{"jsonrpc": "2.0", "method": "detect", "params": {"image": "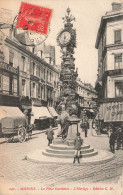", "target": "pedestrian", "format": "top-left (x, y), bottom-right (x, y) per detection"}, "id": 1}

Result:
top-left (45, 125), bottom-right (54, 146)
top-left (116, 127), bottom-right (123, 150)
top-left (107, 123), bottom-right (112, 137)
top-left (73, 132), bottom-right (83, 164)
top-left (82, 113), bottom-right (89, 138)
top-left (120, 129), bottom-right (123, 150)
top-left (109, 129), bottom-right (116, 153)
